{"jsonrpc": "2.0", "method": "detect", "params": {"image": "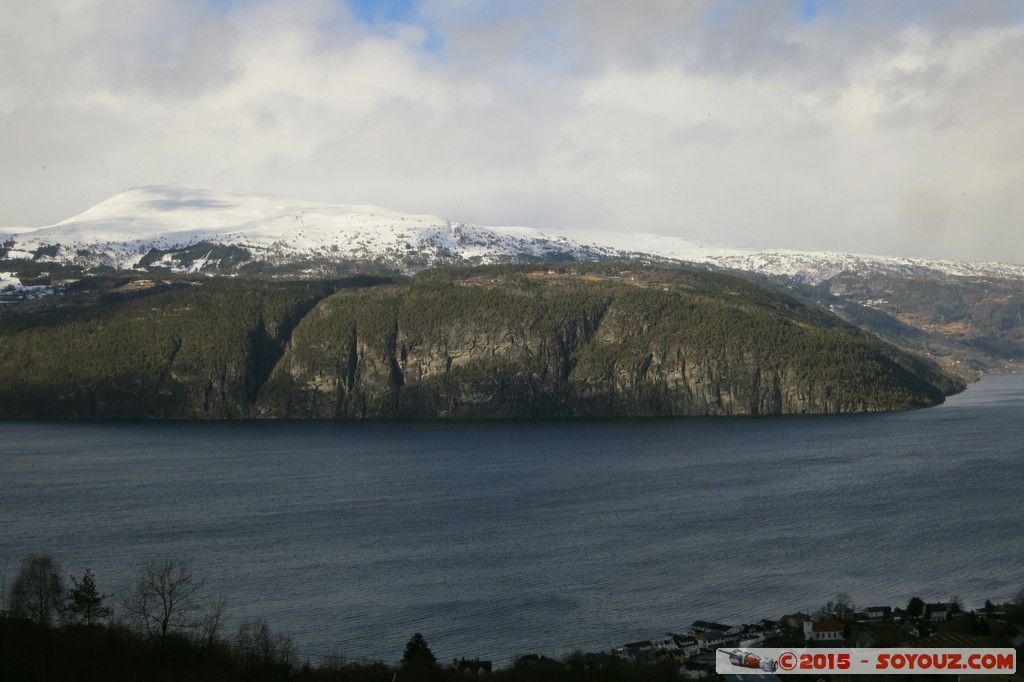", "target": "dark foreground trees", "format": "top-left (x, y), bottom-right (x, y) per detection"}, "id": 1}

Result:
top-left (399, 632), bottom-right (441, 681)
top-left (2, 555), bottom-right (237, 681)
top-left (65, 569), bottom-right (112, 626)
top-left (9, 555), bottom-right (64, 628)
top-left (235, 617), bottom-right (297, 678)
top-left (6, 556), bottom-right (65, 681)
top-left (5, 552), bottom-right (906, 682)
top-left (121, 558), bottom-right (227, 664)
